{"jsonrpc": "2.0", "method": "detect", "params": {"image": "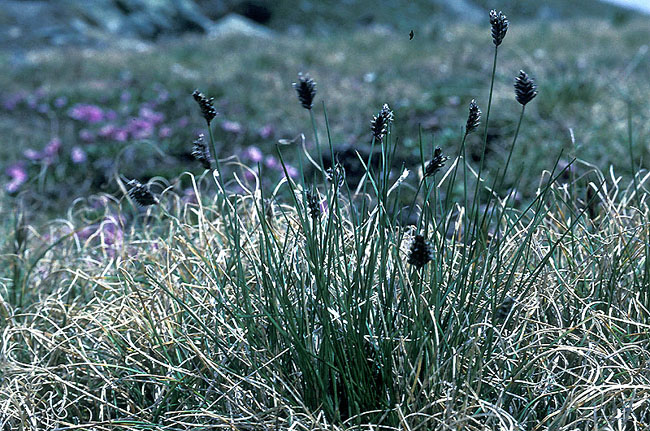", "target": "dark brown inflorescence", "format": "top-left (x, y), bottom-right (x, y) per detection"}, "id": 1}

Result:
top-left (494, 296), bottom-right (515, 321)
top-left (370, 103), bottom-right (394, 142)
top-left (425, 147), bottom-right (449, 177)
top-left (127, 179), bottom-right (158, 207)
top-left (408, 234), bottom-right (433, 269)
top-left (192, 90), bottom-right (217, 125)
top-left (293, 73), bottom-right (317, 110)
top-left (305, 188), bottom-right (321, 220)
top-left (466, 99), bottom-right (481, 135)
top-left (326, 161), bottom-right (346, 189)
top-left (514, 70), bottom-right (538, 106)
top-left (191, 133), bottom-right (212, 169)
top-left (489, 10), bottom-right (509, 47)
